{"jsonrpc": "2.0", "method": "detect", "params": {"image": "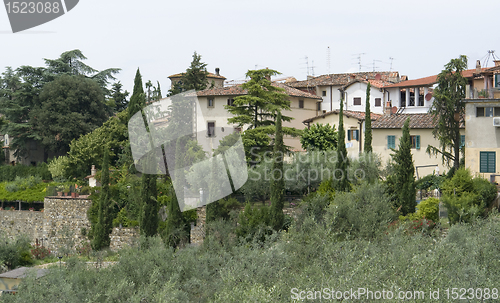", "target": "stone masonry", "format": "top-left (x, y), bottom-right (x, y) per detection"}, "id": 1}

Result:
top-left (0, 197), bottom-right (139, 253)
